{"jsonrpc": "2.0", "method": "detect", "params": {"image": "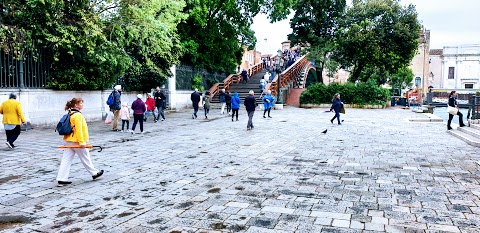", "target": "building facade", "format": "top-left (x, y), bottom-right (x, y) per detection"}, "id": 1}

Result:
top-left (440, 45), bottom-right (480, 89)
top-left (409, 30), bottom-right (430, 92)
top-left (428, 49), bottom-right (443, 88)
